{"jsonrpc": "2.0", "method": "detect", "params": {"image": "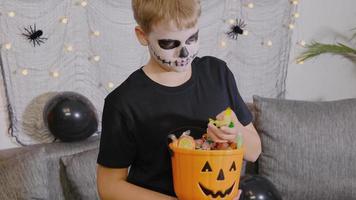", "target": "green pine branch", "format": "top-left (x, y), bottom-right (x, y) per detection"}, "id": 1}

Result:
top-left (297, 27), bottom-right (356, 63)
top-left (297, 42), bottom-right (356, 62)
top-left (352, 27), bottom-right (356, 40)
